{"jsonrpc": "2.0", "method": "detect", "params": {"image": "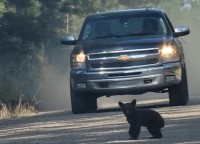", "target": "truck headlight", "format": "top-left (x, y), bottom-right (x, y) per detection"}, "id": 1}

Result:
top-left (72, 51), bottom-right (86, 69)
top-left (159, 44), bottom-right (180, 63)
